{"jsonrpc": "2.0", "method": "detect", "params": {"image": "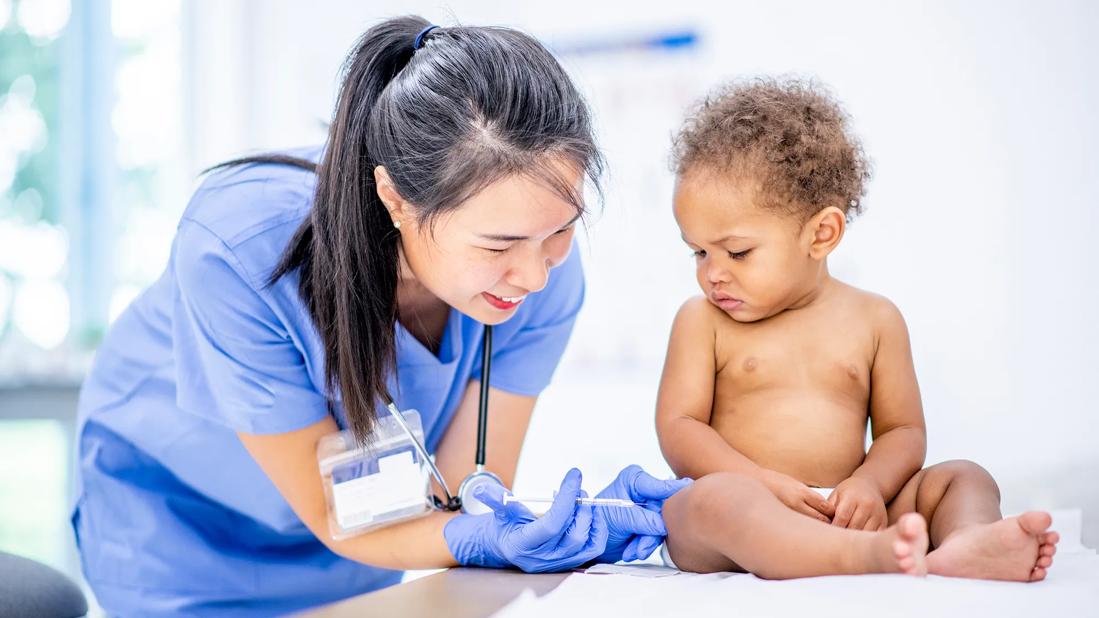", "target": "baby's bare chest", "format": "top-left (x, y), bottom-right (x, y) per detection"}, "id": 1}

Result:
top-left (713, 312), bottom-right (876, 399)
